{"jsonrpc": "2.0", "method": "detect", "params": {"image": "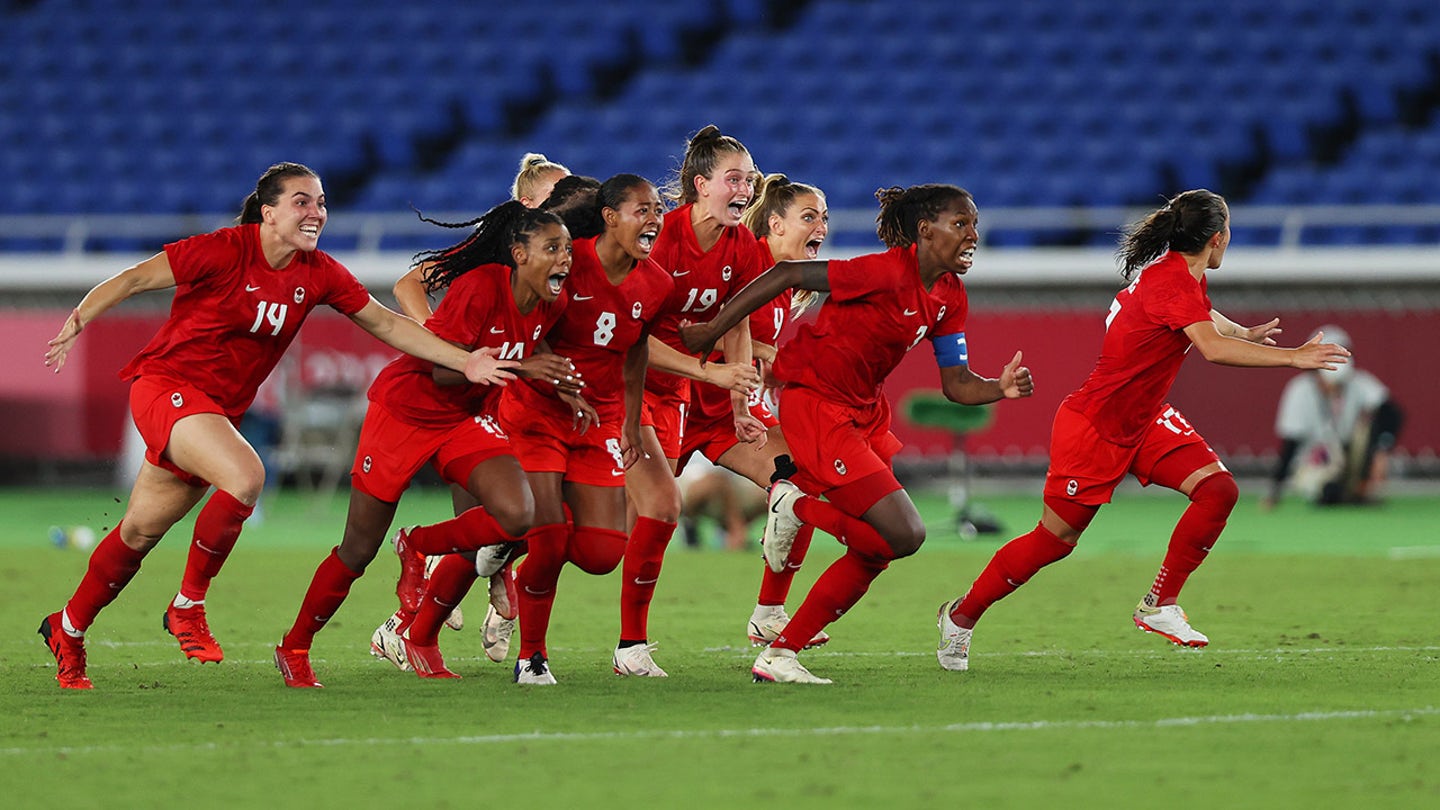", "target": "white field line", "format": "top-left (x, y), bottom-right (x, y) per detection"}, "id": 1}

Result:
top-left (2, 706), bottom-right (1436, 758)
